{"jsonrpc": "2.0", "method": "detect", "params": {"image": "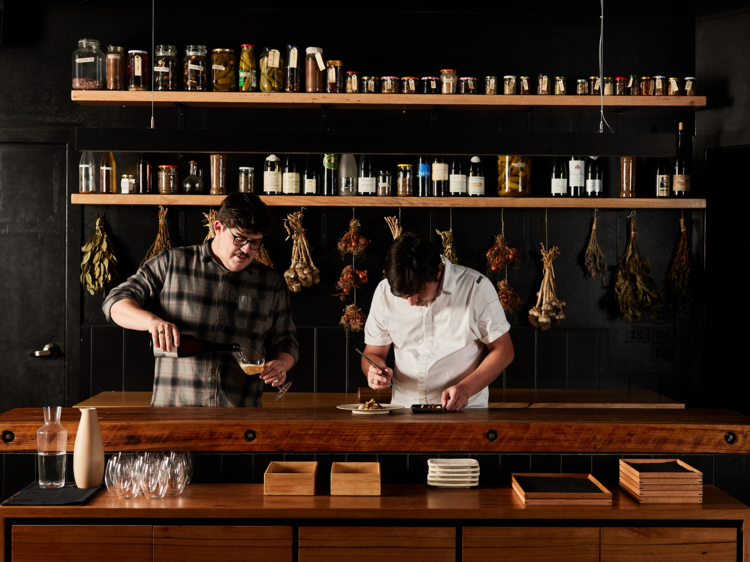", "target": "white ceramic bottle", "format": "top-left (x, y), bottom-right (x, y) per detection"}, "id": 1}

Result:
top-left (73, 407), bottom-right (105, 488)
